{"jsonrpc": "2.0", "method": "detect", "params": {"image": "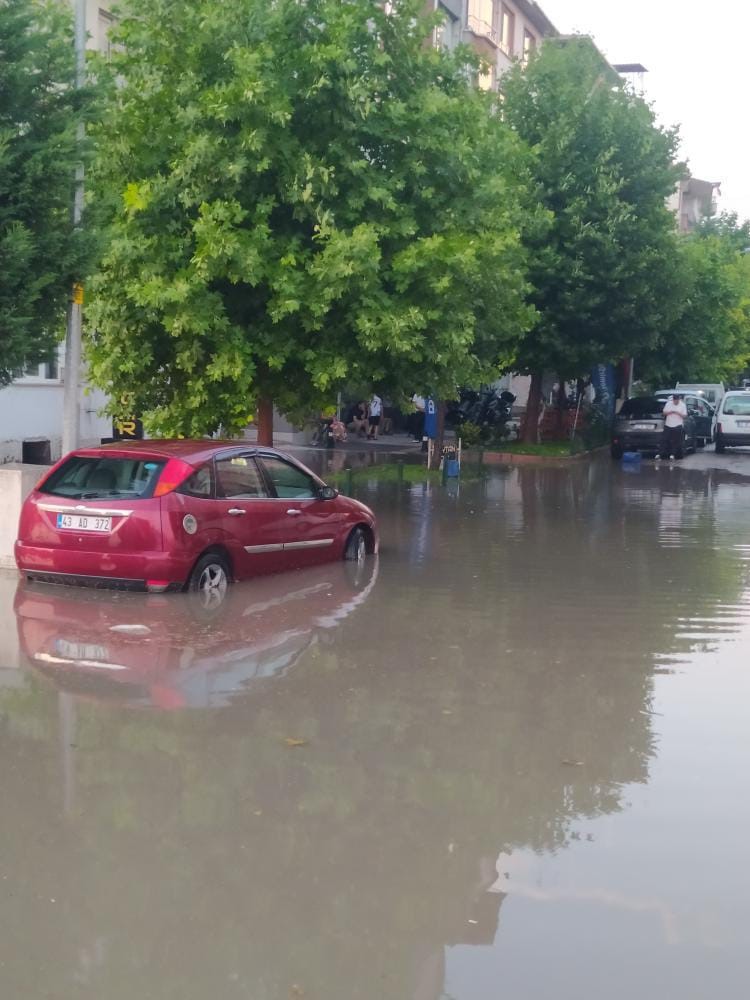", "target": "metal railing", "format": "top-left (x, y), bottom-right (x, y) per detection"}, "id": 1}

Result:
top-left (467, 14), bottom-right (498, 45)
